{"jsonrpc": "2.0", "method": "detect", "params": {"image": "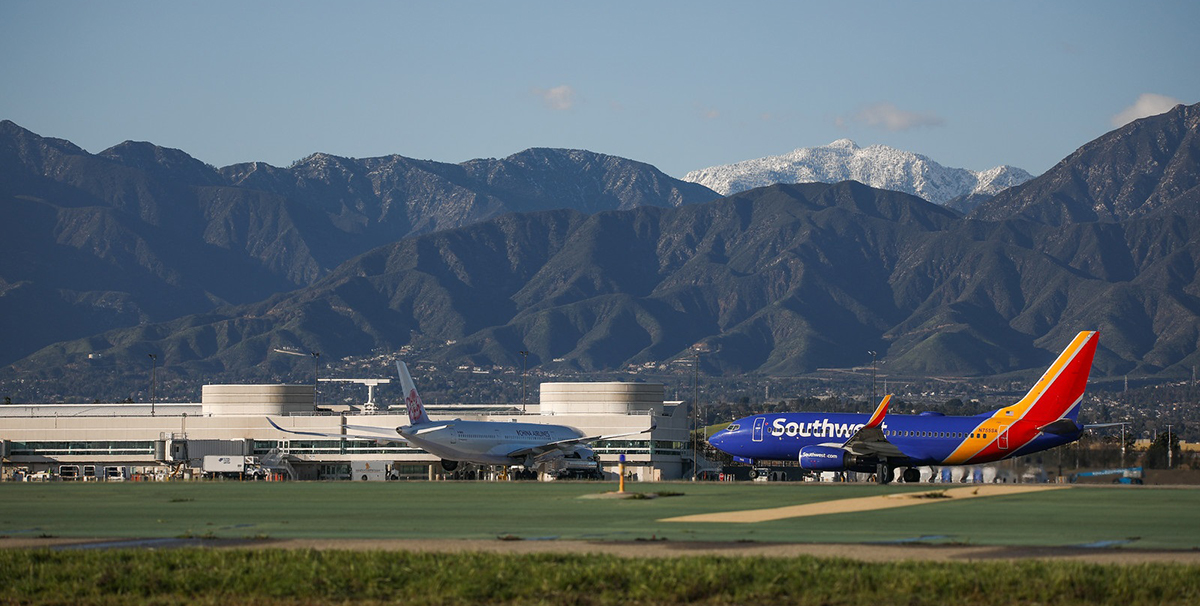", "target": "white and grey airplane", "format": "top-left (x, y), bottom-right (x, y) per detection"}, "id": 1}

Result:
top-left (268, 361), bottom-right (654, 474)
